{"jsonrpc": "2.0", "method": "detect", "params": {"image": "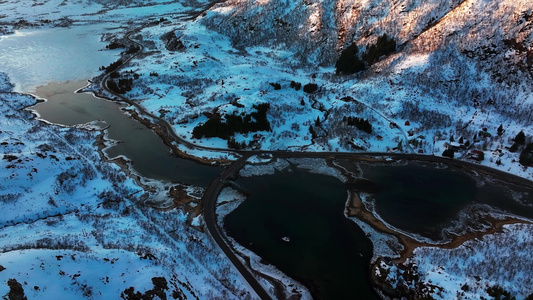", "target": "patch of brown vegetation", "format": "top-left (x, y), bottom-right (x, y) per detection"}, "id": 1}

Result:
top-left (347, 190), bottom-right (531, 262)
top-left (169, 185), bottom-right (201, 215)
